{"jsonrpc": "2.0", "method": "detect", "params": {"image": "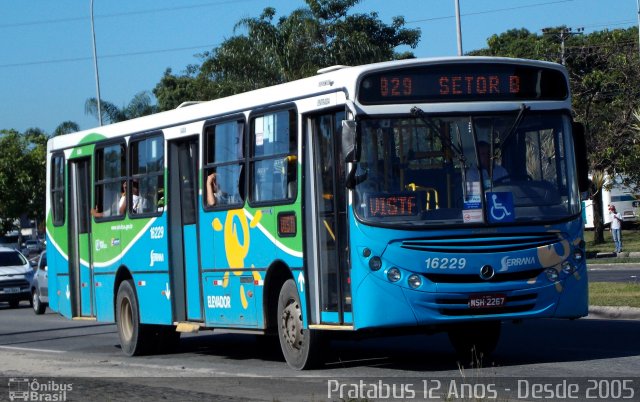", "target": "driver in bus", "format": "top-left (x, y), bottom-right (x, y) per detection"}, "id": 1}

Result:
top-left (466, 141), bottom-right (508, 187)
